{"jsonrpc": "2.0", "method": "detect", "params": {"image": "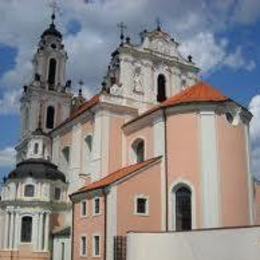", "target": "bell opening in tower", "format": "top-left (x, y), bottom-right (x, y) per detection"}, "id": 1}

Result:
top-left (157, 74), bottom-right (167, 102)
top-left (48, 58), bottom-right (57, 90)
